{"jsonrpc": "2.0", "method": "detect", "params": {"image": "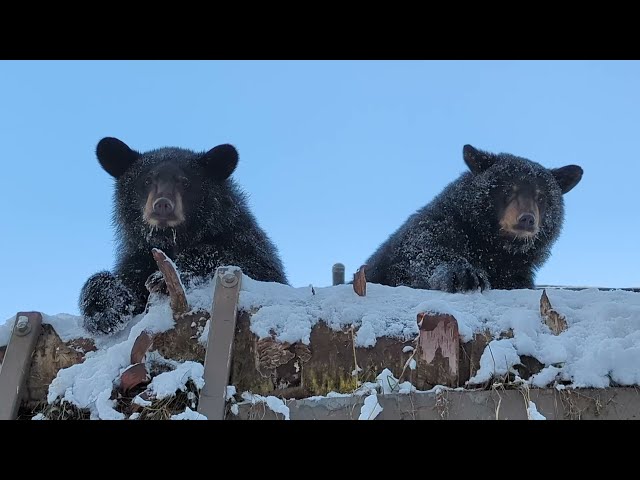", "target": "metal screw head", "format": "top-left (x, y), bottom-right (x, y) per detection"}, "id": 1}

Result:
top-left (15, 315), bottom-right (31, 336)
top-left (221, 272), bottom-right (239, 288)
